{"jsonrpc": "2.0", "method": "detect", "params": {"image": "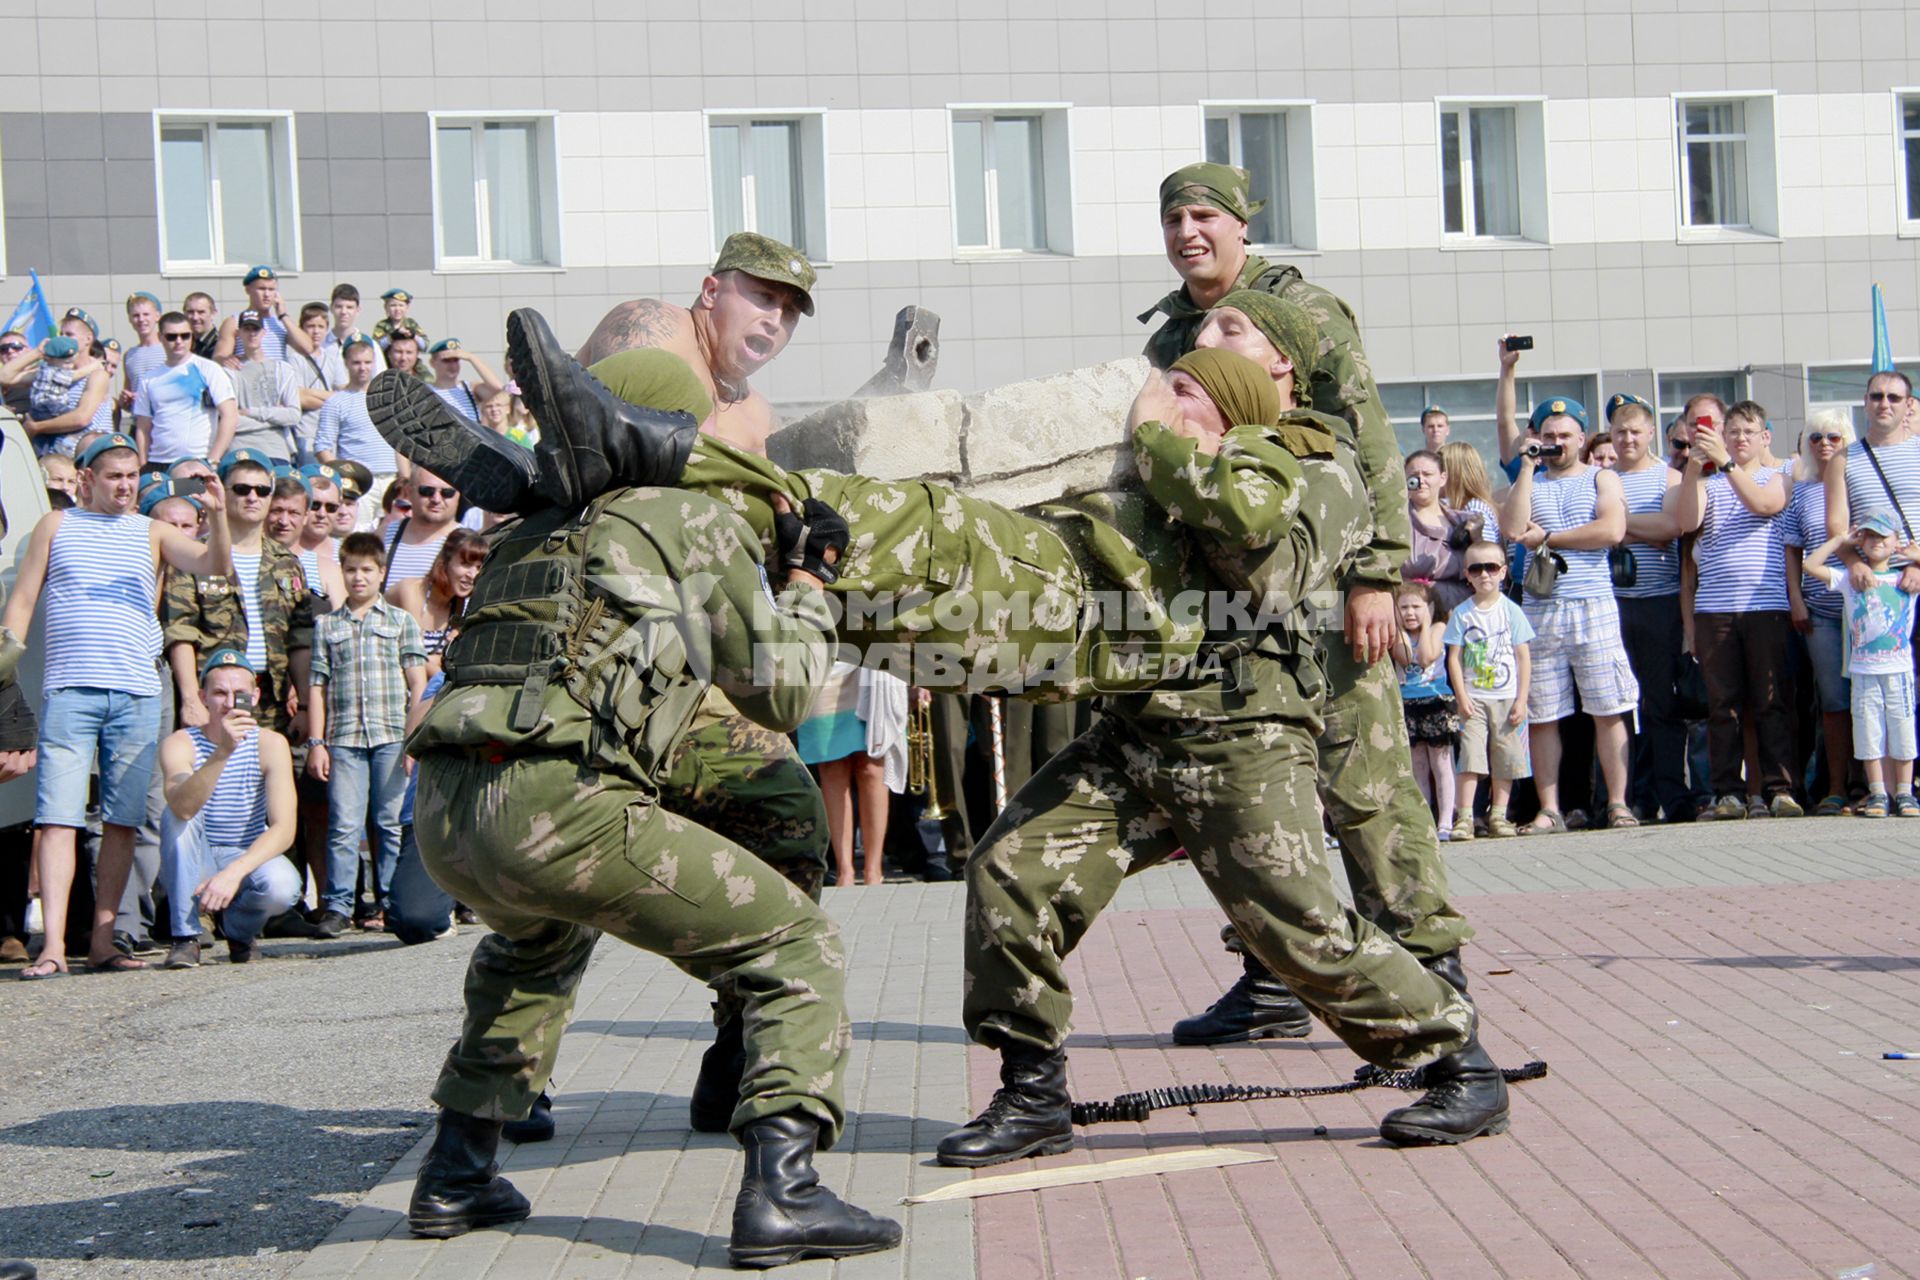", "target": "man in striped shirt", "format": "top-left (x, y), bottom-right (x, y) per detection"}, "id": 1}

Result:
top-left (0, 432), bottom-right (233, 979)
top-left (1826, 370), bottom-right (1920, 631)
top-left (212, 266), bottom-right (316, 369)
